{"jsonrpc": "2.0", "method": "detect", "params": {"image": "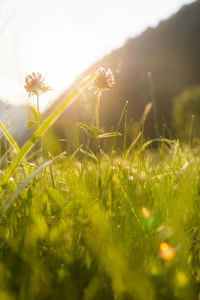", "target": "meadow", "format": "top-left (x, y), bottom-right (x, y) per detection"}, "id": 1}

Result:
top-left (0, 69), bottom-right (199, 300)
